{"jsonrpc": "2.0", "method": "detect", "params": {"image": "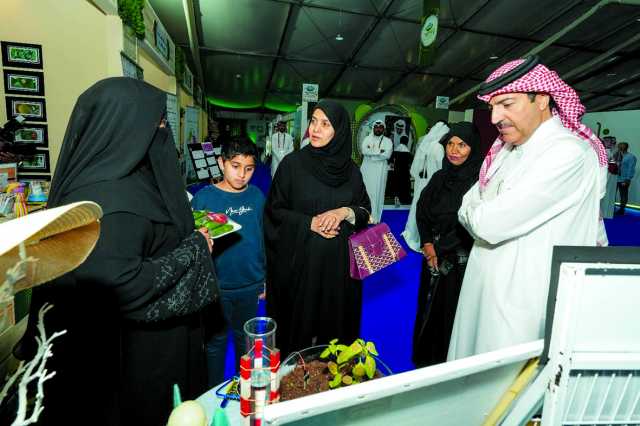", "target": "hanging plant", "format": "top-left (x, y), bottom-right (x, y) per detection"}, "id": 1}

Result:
top-left (118, 0), bottom-right (146, 40)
